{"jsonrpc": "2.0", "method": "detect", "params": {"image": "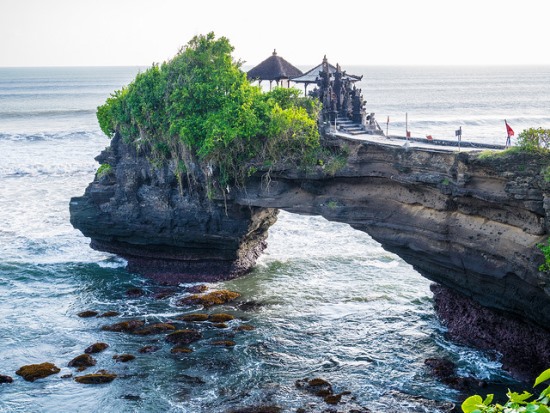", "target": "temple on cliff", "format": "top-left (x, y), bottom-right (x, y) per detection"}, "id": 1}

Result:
top-left (247, 53), bottom-right (383, 136)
